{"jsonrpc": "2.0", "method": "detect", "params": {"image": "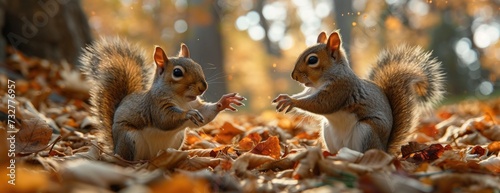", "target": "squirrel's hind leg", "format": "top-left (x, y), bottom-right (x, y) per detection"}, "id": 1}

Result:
top-left (112, 124), bottom-right (137, 161)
